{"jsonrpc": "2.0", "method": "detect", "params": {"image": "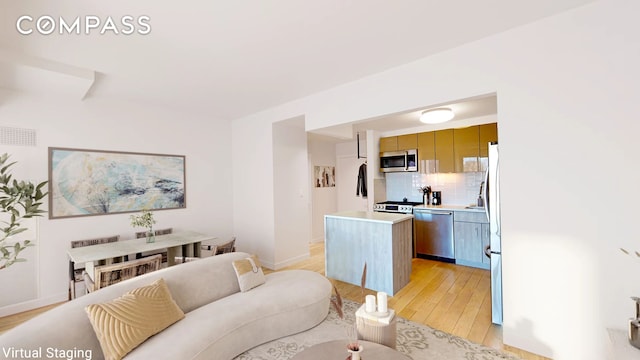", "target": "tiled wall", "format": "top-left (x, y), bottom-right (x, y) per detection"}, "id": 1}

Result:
top-left (385, 171), bottom-right (485, 206)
